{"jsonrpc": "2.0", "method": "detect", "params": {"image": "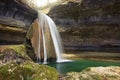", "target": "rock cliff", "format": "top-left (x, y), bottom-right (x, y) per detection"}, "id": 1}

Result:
top-left (0, 0), bottom-right (120, 50)
top-left (47, 0), bottom-right (120, 51)
top-left (0, 0), bottom-right (37, 44)
top-left (48, 0), bottom-right (120, 25)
